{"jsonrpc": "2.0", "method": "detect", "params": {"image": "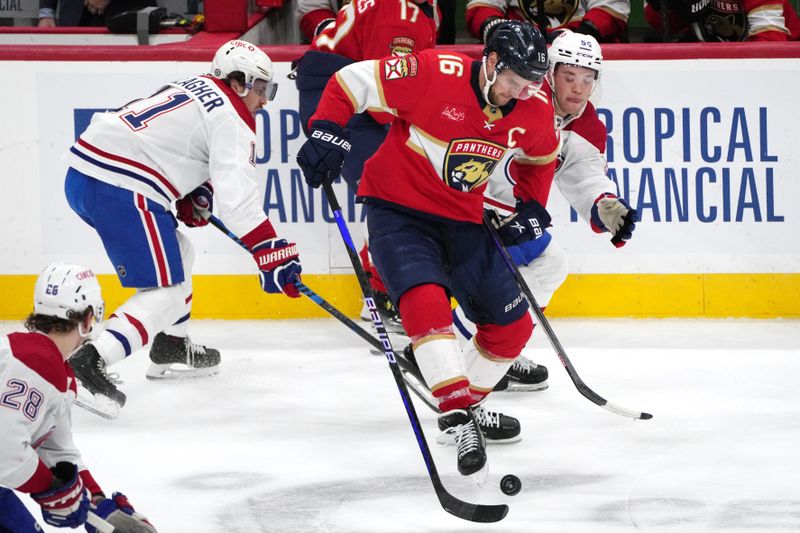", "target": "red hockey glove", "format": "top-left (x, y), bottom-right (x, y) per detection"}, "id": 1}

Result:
top-left (31, 462), bottom-right (90, 528)
top-left (176, 182), bottom-right (214, 227)
top-left (253, 239), bottom-right (302, 298)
